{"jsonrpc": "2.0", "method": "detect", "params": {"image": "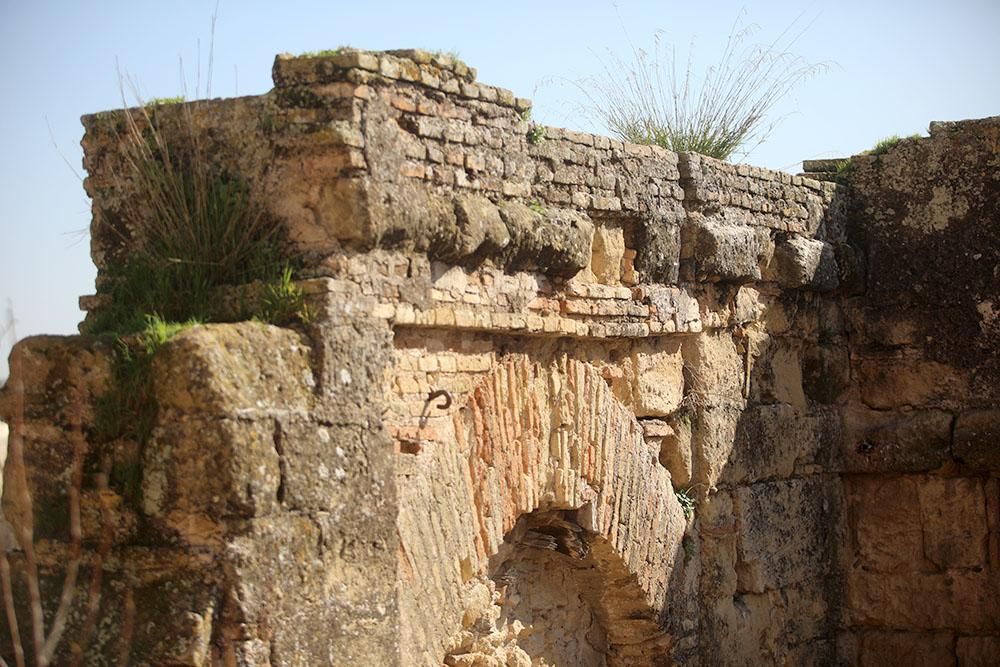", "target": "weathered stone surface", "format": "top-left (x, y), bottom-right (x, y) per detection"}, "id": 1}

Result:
top-left (498, 202), bottom-right (593, 277)
top-left (631, 338), bottom-right (685, 417)
top-left (734, 477), bottom-right (836, 592)
top-left (957, 636), bottom-right (1000, 666)
top-left (723, 404), bottom-right (840, 484)
top-left (840, 408), bottom-right (953, 473)
top-left (688, 218), bottom-right (769, 283)
top-left (153, 323), bottom-right (315, 416)
top-left (846, 569), bottom-right (1000, 633)
top-left (856, 355), bottom-right (970, 410)
top-left (452, 195), bottom-right (511, 260)
top-left (917, 477), bottom-right (989, 569)
top-left (766, 236), bottom-right (839, 290)
top-left (848, 476), bottom-right (925, 572)
top-left (858, 631), bottom-right (955, 667)
top-left (954, 409), bottom-right (1000, 470)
